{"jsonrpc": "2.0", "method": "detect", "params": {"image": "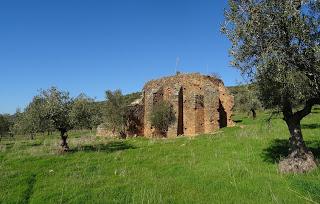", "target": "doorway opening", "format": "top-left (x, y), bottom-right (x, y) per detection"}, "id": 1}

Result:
top-left (218, 100), bottom-right (227, 128)
top-left (177, 87), bottom-right (184, 135)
